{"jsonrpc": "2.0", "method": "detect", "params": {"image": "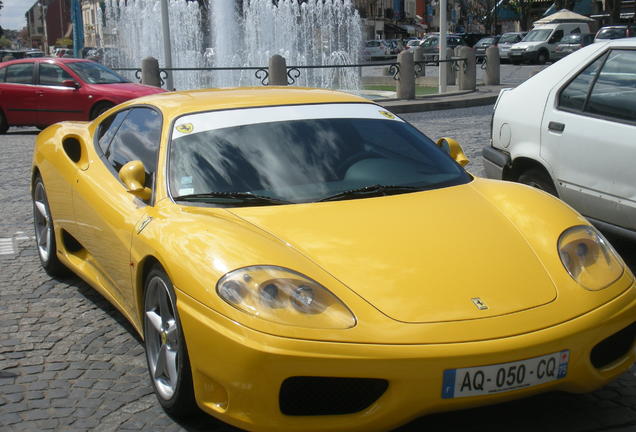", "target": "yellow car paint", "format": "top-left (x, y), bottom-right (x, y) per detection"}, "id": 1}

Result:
top-left (32, 87), bottom-right (636, 432)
